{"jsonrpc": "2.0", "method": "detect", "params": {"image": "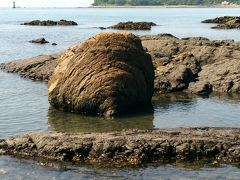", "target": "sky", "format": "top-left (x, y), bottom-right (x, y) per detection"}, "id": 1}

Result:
top-left (0, 0), bottom-right (94, 7)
